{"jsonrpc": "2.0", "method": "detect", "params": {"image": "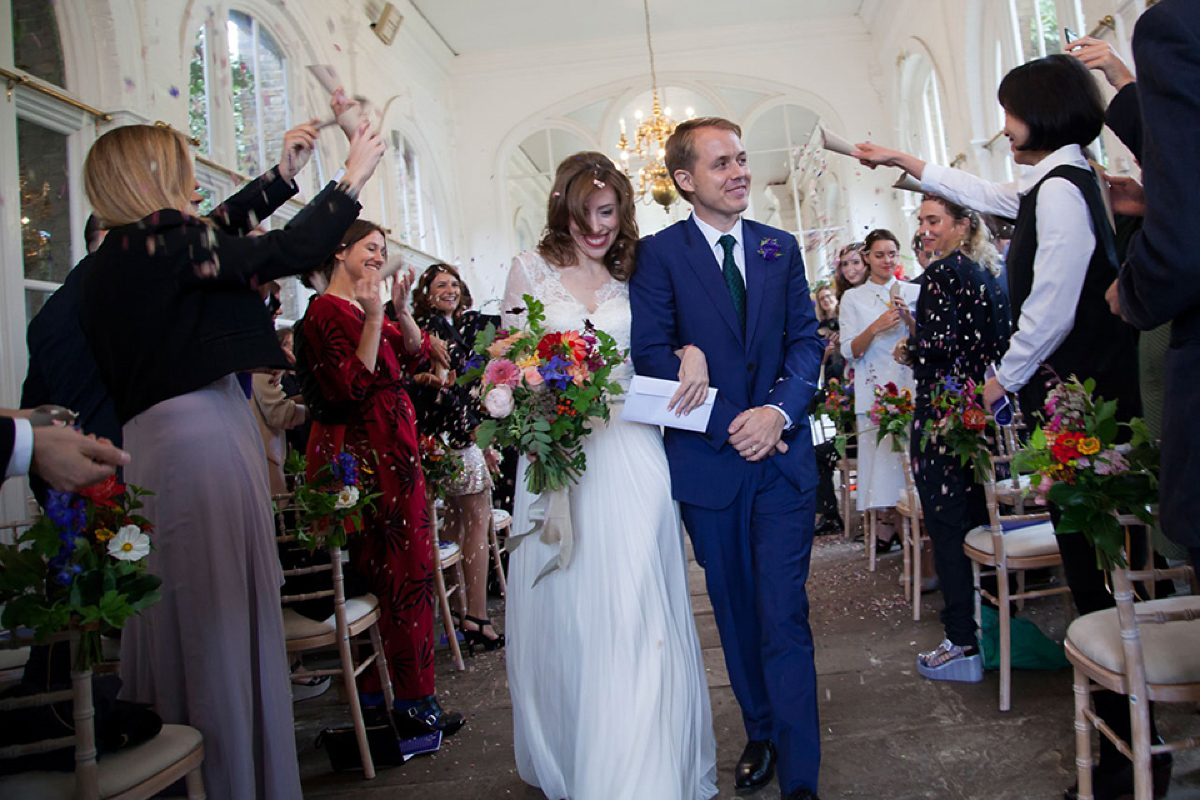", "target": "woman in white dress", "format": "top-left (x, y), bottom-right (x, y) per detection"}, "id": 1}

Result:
top-left (502, 152), bottom-right (718, 800)
top-left (838, 229), bottom-right (920, 546)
